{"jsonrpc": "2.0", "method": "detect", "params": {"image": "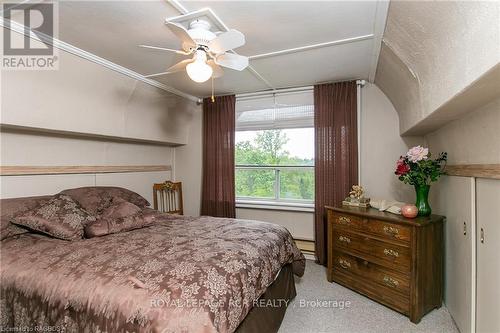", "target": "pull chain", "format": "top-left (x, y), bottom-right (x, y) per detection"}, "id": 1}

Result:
top-left (211, 75), bottom-right (215, 103)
